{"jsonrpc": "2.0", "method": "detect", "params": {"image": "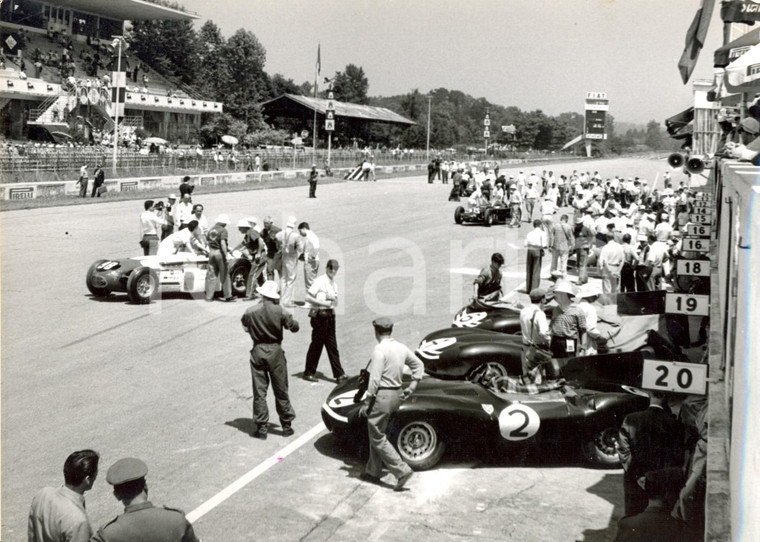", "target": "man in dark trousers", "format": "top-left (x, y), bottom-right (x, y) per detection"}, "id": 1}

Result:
top-left (524, 219), bottom-right (548, 293)
top-left (308, 164), bottom-right (318, 198)
top-left (241, 280), bottom-right (299, 439)
top-left (204, 214), bottom-right (235, 302)
top-left (618, 391), bottom-right (686, 516)
top-left (91, 165), bottom-right (105, 197)
top-left (261, 216), bottom-right (282, 281)
top-left (92, 457), bottom-right (198, 542)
